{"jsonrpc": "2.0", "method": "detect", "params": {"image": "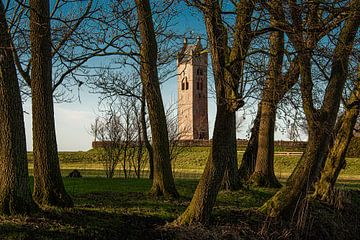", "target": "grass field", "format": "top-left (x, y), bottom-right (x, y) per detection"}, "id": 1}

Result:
top-left (1, 176), bottom-right (360, 239)
top-left (1, 148), bottom-right (357, 239)
top-left (27, 147), bottom-right (360, 180)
